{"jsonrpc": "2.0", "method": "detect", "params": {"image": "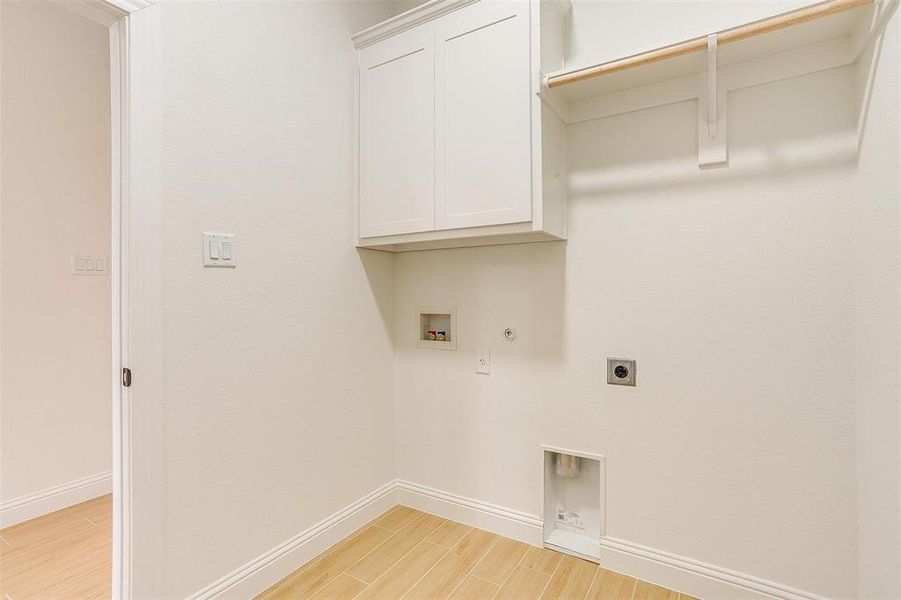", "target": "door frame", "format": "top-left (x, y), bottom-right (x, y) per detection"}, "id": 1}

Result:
top-left (59, 1), bottom-right (160, 597)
